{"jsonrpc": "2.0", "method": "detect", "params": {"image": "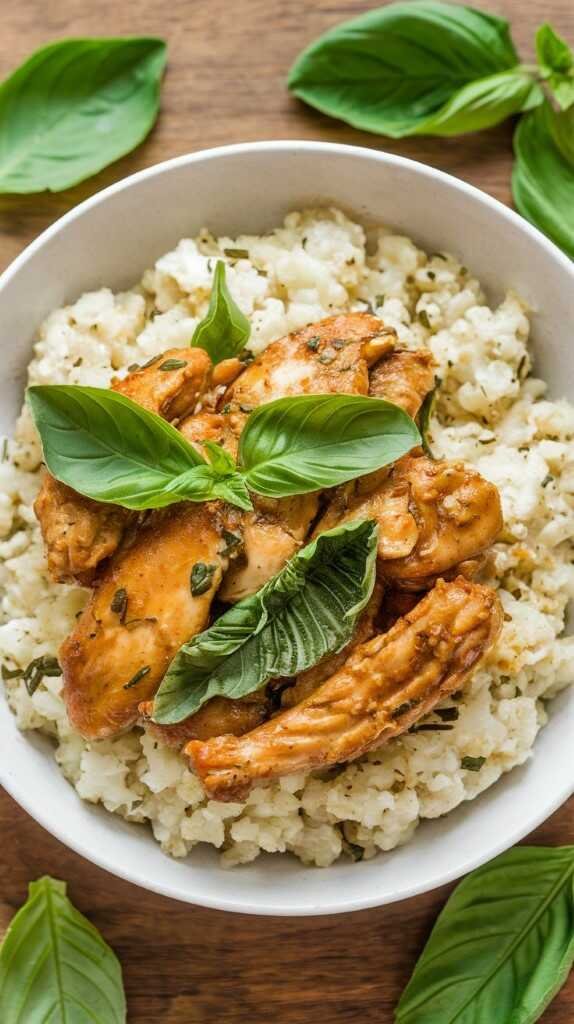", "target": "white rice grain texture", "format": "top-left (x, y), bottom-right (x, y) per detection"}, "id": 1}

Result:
top-left (2, 208), bottom-right (573, 868)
